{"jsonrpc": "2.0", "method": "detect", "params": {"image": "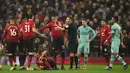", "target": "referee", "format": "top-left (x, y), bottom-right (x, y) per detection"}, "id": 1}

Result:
top-left (65, 16), bottom-right (78, 69)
